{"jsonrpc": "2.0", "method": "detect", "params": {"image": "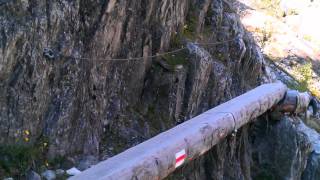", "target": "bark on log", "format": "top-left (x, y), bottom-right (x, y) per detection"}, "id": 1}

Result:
top-left (69, 82), bottom-right (287, 180)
